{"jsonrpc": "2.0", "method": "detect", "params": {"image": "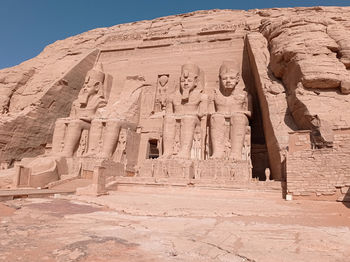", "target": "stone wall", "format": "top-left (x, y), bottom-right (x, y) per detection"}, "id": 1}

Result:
top-left (287, 128), bottom-right (350, 200)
